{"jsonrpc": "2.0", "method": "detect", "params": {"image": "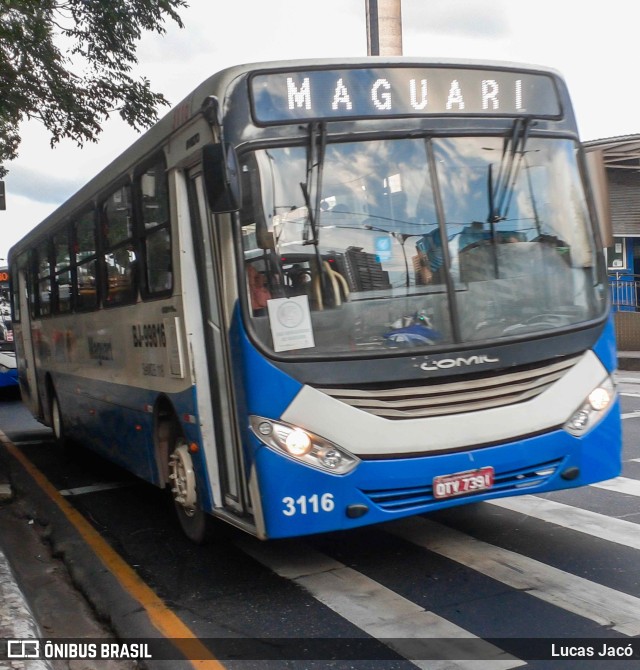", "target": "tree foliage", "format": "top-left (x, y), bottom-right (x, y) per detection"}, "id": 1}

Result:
top-left (0, 0), bottom-right (187, 177)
